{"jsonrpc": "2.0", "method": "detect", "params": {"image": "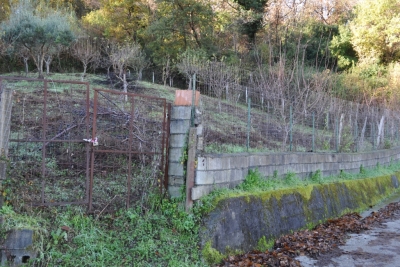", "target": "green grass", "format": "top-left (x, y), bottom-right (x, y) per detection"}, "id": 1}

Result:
top-left (1, 193), bottom-right (207, 267)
